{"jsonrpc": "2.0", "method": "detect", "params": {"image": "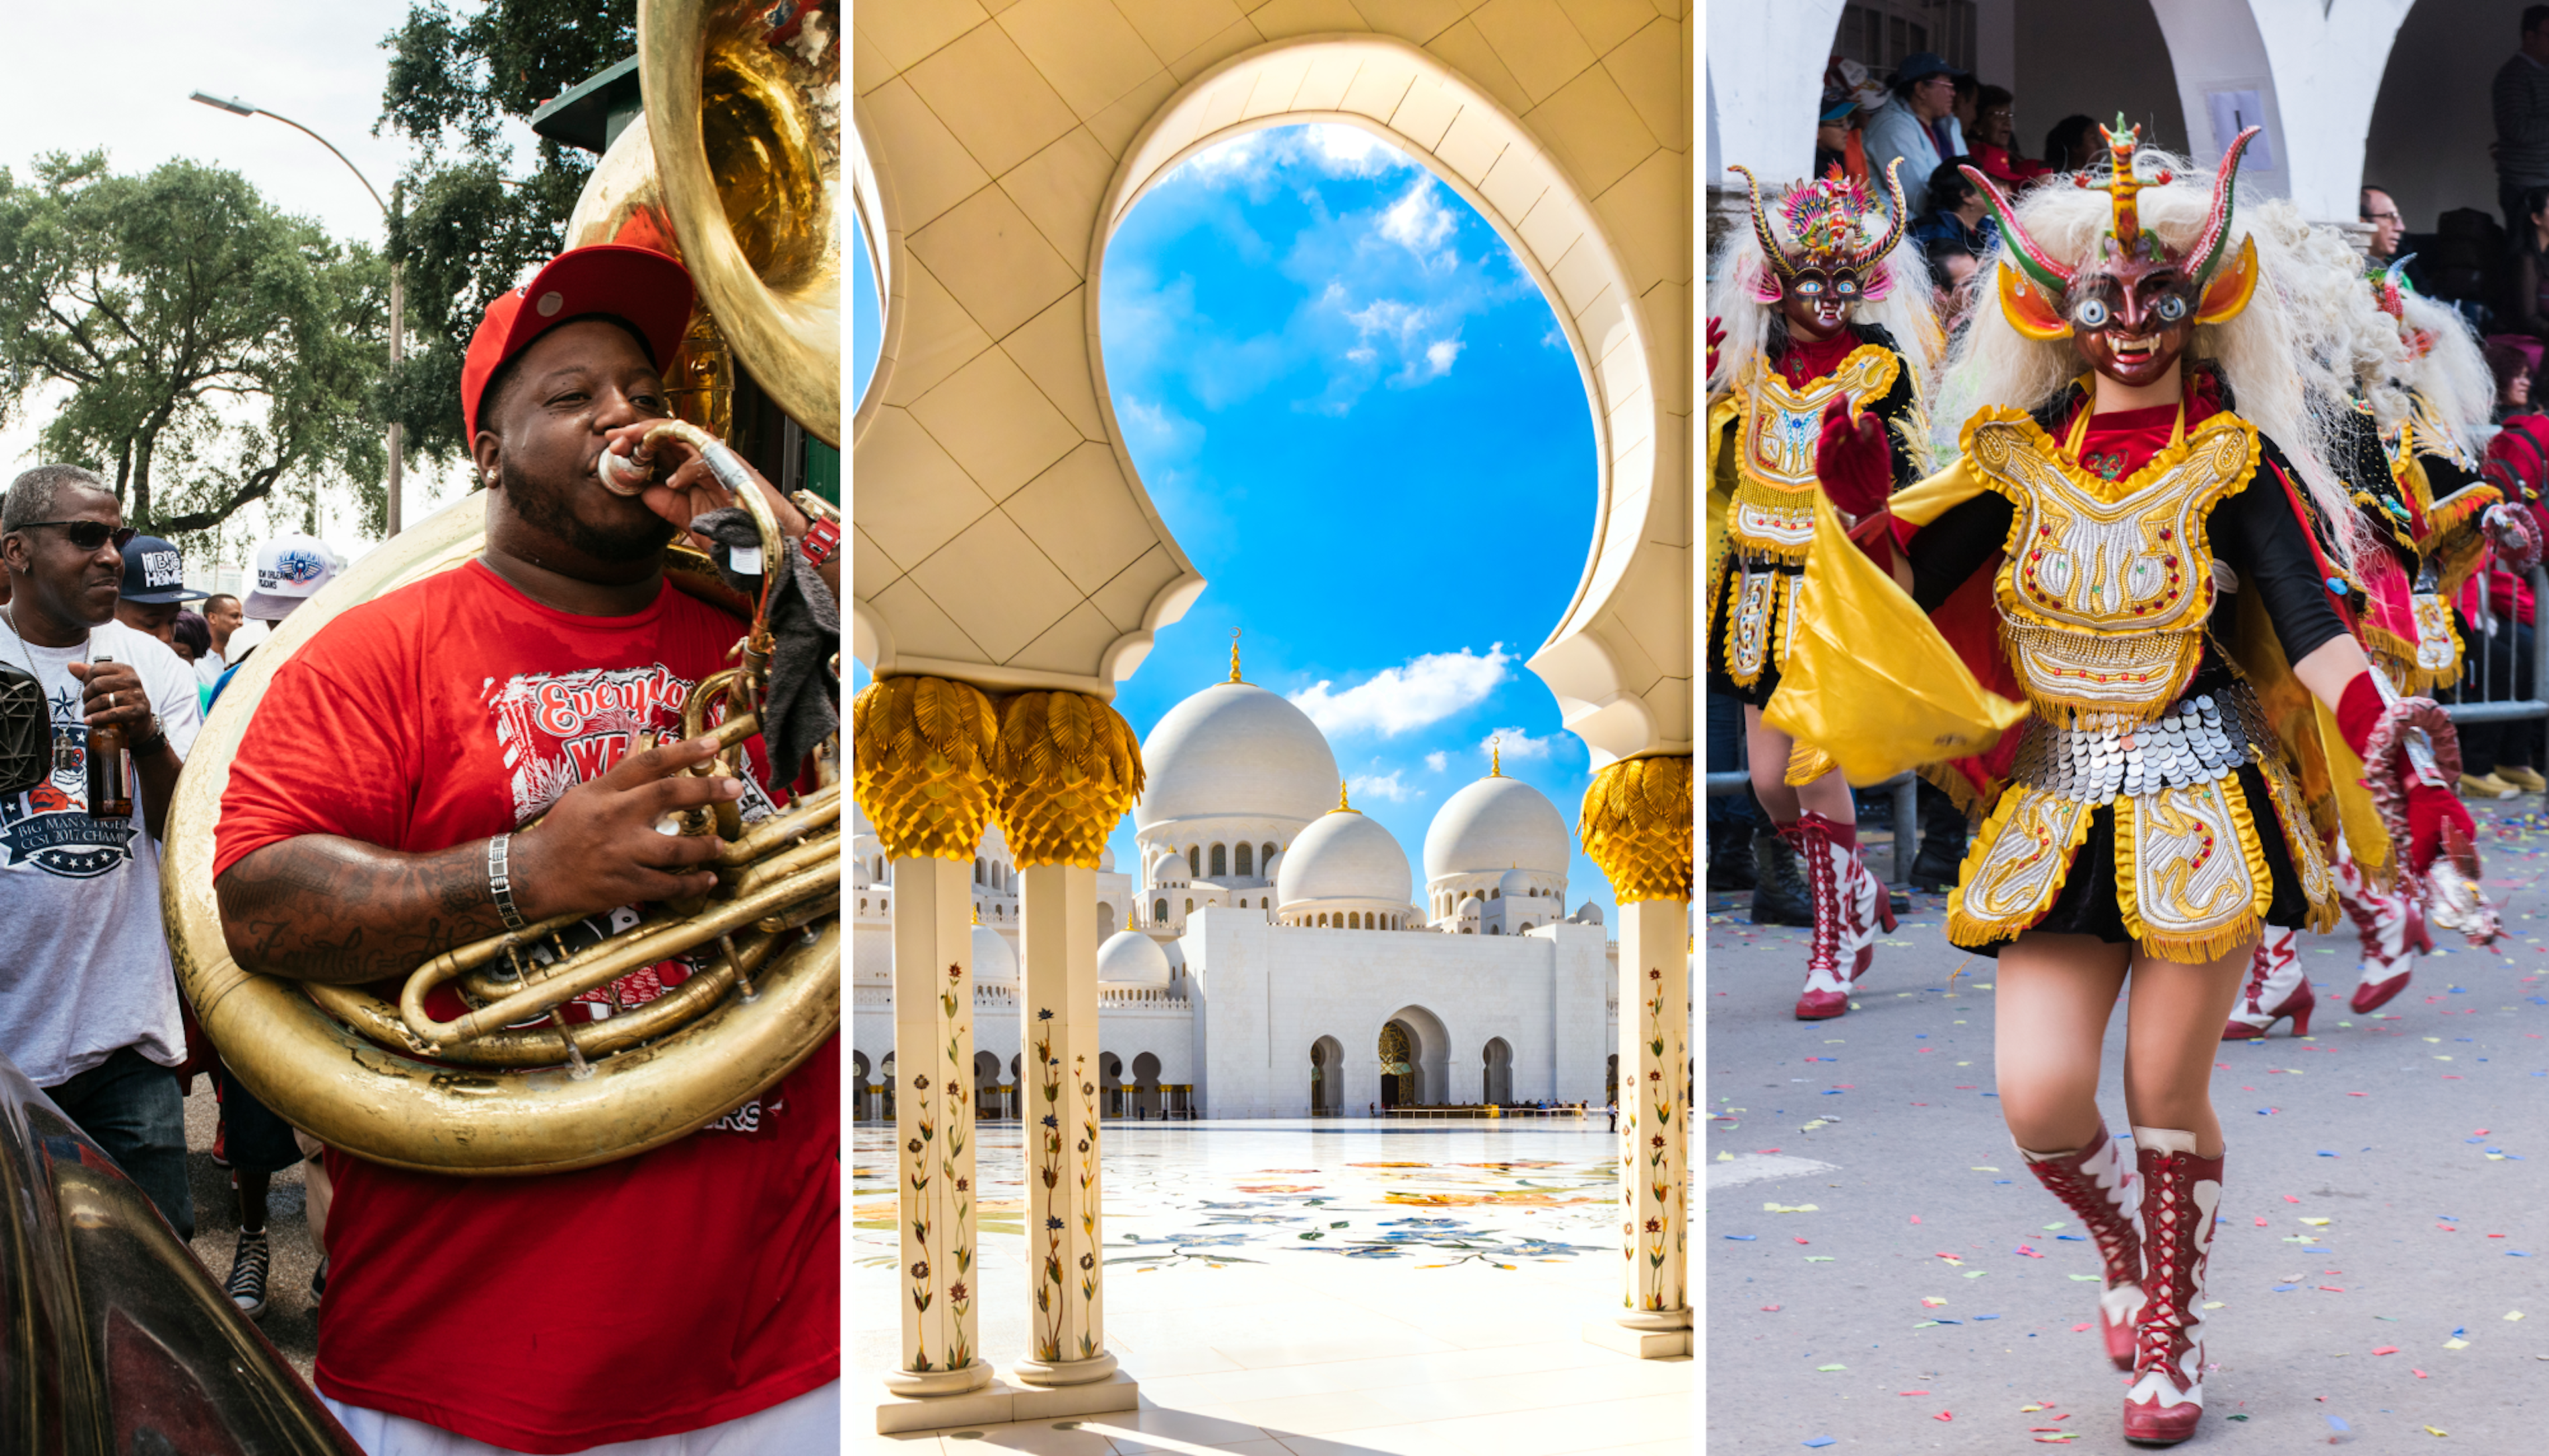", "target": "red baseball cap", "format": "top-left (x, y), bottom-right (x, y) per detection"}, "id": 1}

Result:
top-left (461, 244), bottom-right (696, 441)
